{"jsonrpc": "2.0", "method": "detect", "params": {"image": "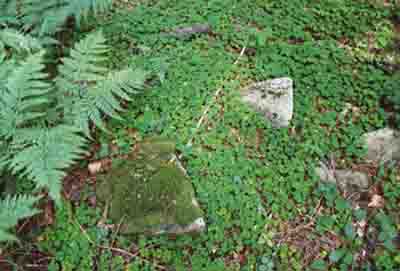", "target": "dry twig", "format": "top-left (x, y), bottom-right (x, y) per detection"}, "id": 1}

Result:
top-left (170, 46), bottom-right (247, 167)
top-left (75, 220), bottom-right (167, 270)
